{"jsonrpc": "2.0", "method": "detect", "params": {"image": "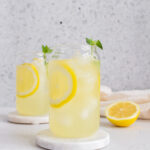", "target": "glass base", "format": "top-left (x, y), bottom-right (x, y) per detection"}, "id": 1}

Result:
top-left (7, 111), bottom-right (48, 124)
top-left (36, 129), bottom-right (110, 150)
